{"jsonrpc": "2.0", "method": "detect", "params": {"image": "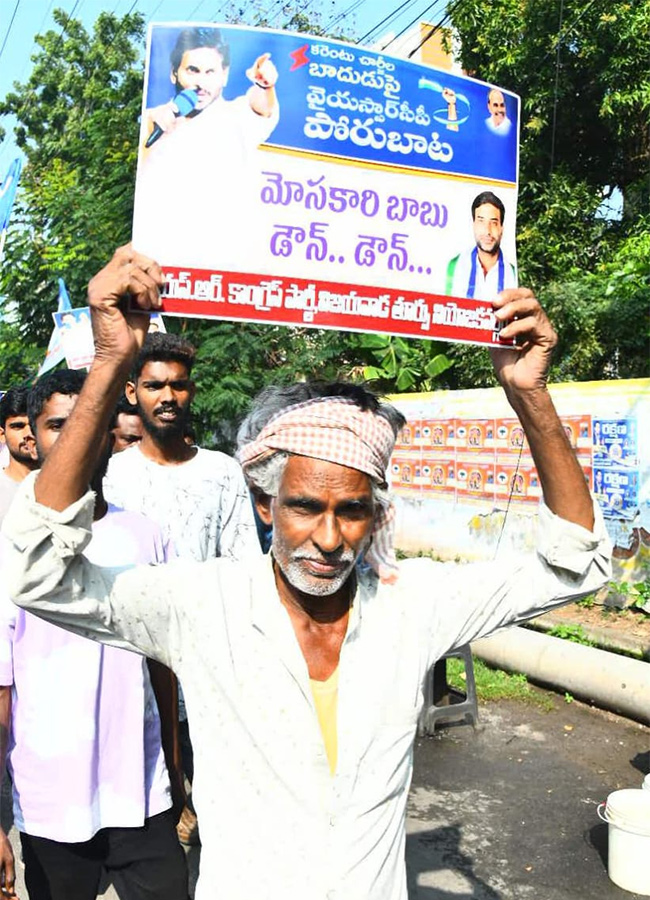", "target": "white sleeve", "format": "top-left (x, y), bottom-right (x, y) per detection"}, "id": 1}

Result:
top-left (404, 499), bottom-right (612, 666)
top-left (1, 475), bottom-right (219, 670)
top-left (215, 457), bottom-right (261, 559)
